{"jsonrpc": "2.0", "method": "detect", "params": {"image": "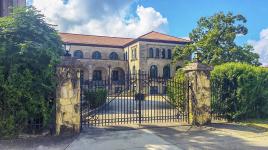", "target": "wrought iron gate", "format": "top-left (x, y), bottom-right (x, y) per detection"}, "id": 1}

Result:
top-left (80, 71), bottom-right (189, 127)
